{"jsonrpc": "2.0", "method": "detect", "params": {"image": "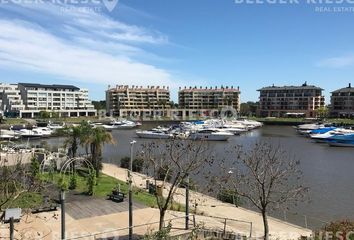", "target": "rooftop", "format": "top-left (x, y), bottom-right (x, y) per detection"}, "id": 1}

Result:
top-left (258, 82), bottom-right (323, 91)
top-left (18, 83), bottom-right (80, 91)
top-left (179, 86), bottom-right (240, 92)
top-left (331, 83), bottom-right (354, 93)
